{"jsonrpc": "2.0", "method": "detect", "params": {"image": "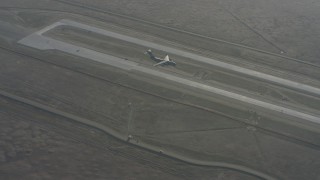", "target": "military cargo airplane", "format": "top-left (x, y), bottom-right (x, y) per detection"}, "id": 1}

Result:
top-left (145, 49), bottom-right (176, 66)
